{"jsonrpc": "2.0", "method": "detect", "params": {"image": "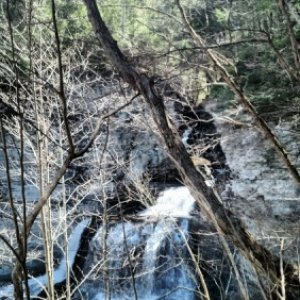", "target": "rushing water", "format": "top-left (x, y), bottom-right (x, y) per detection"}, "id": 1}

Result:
top-left (0, 219), bottom-right (90, 298)
top-left (0, 187), bottom-right (198, 300)
top-left (80, 187), bottom-right (198, 300)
